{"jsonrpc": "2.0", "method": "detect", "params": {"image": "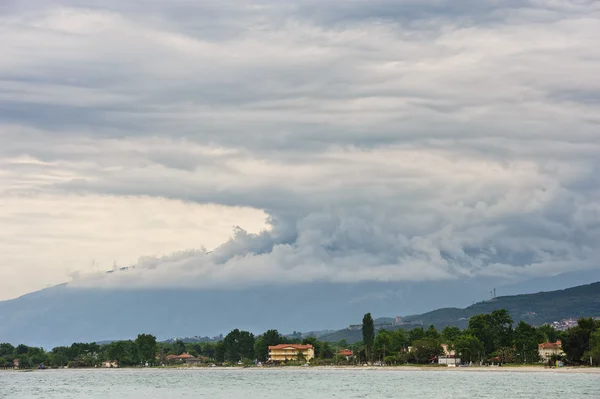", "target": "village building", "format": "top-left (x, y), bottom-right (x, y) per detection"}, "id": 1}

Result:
top-left (538, 341), bottom-right (565, 362)
top-left (339, 349), bottom-right (354, 360)
top-left (268, 344), bottom-right (315, 362)
top-left (166, 353), bottom-right (205, 365)
top-left (441, 344), bottom-right (455, 357)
